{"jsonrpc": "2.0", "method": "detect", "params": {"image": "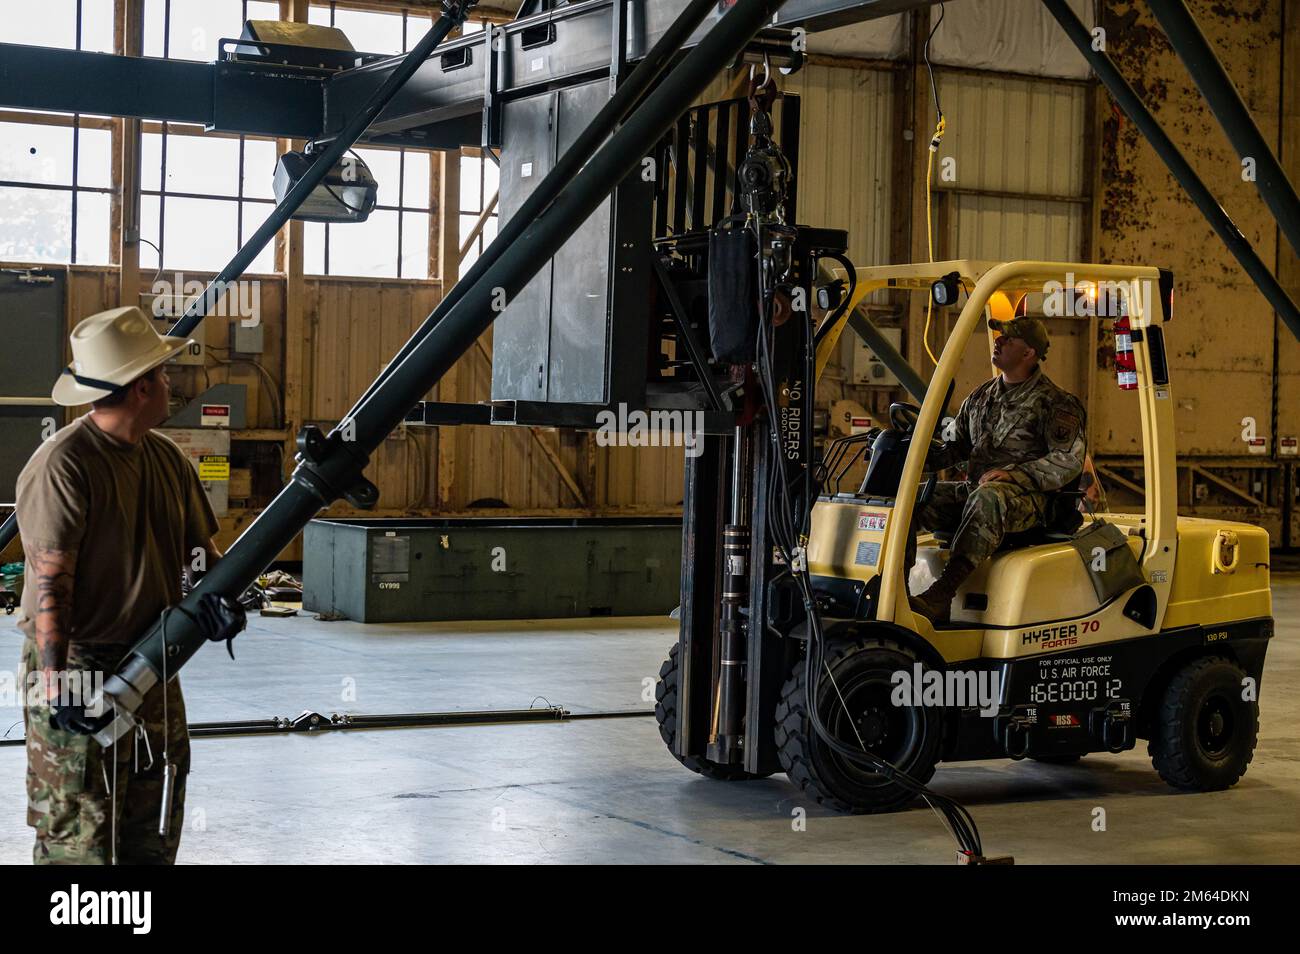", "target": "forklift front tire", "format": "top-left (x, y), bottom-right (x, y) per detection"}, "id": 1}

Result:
top-left (655, 643), bottom-right (771, 782)
top-left (775, 635), bottom-right (943, 814)
top-left (1149, 655), bottom-right (1258, 792)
